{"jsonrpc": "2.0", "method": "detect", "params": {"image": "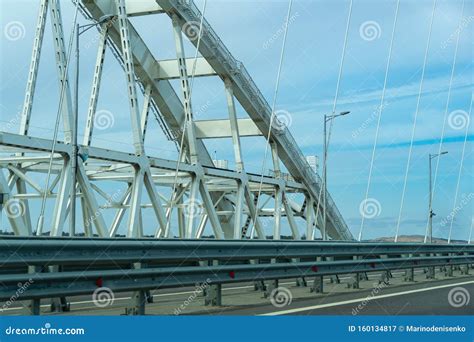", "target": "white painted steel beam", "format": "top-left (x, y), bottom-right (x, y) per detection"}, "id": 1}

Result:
top-left (194, 118), bottom-right (262, 139)
top-left (154, 57), bottom-right (216, 80)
